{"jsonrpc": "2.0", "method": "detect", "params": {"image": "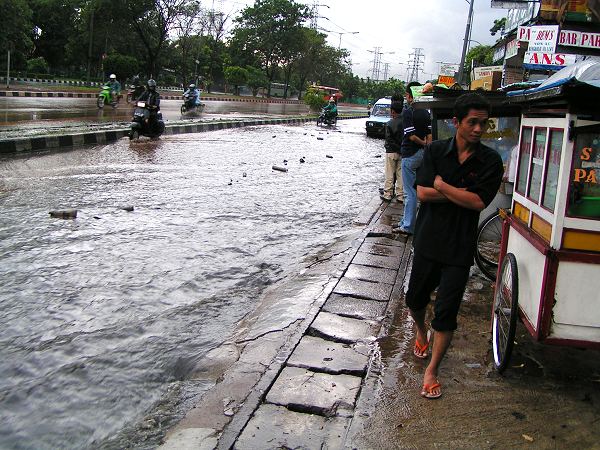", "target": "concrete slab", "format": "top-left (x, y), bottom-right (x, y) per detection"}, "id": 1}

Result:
top-left (287, 335), bottom-right (370, 376)
top-left (358, 242), bottom-right (403, 258)
top-left (309, 311), bottom-right (380, 344)
top-left (366, 223), bottom-right (394, 238)
top-left (333, 277), bottom-right (393, 302)
top-left (323, 294), bottom-right (388, 321)
top-left (265, 367), bottom-right (362, 417)
top-left (364, 236), bottom-right (403, 247)
top-left (351, 251), bottom-right (402, 270)
top-left (345, 264), bottom-right (397, 285)
top-left (234, 404), bottom-right (349, 450)
top-left (159, 428), bottom-right (218, 450)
